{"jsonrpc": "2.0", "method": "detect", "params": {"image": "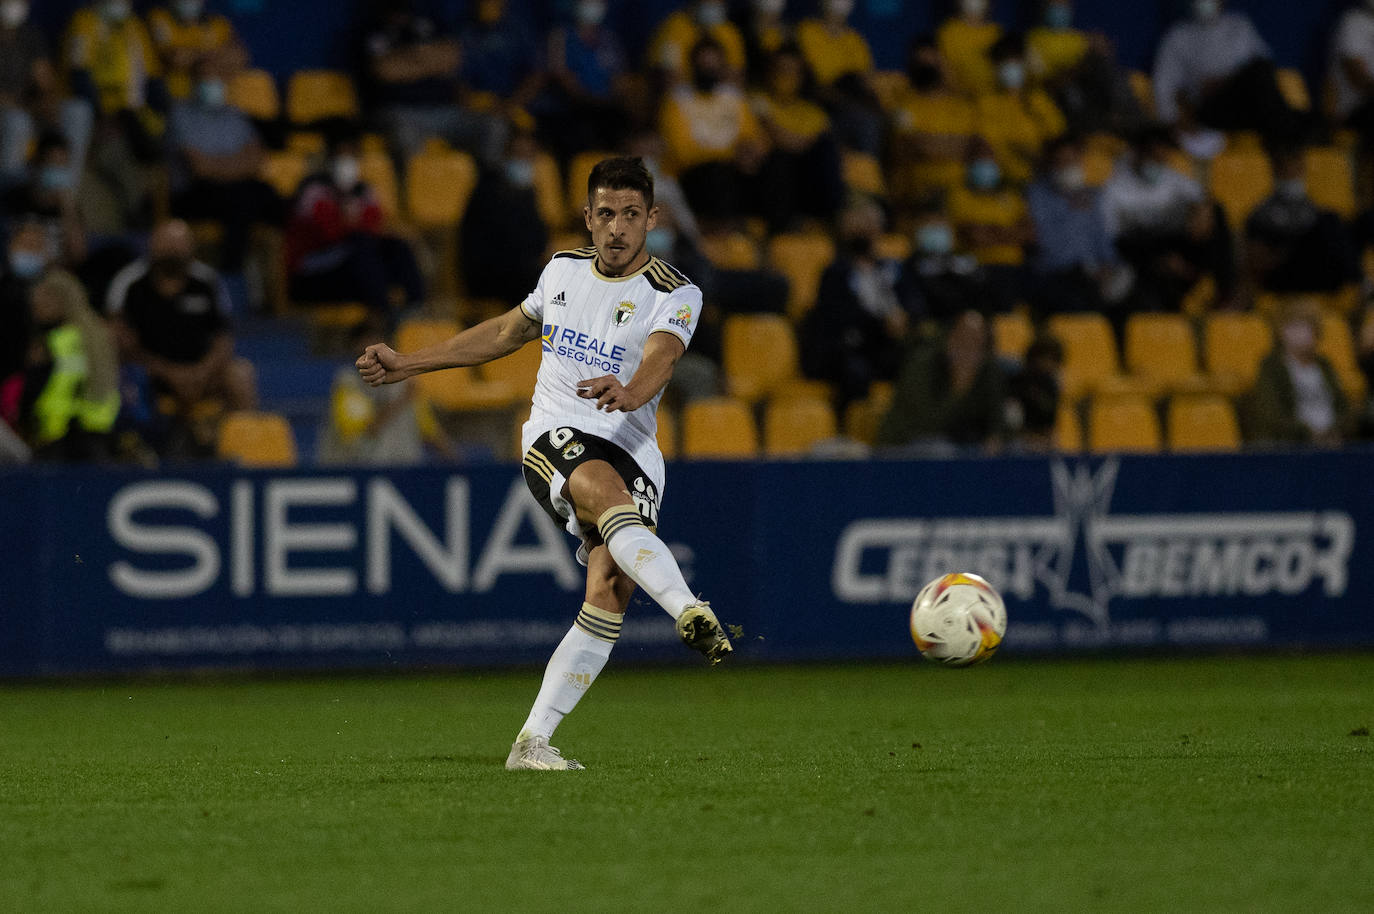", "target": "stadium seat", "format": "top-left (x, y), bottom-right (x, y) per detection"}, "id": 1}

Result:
top-left (1202, 311), bottom-right (1272, 394)
top-left (1087, 394), bottom-right (1162, 453)
top-left (681, 397), bottom-right (759, 458)
top-left (722, 313), bottom-right (800, 402)
top-left (700, 231), bottom-right (761, 270)
top-left (1209, 147), bottom-right (1274, 229)
top-left (1047, 312), bottom-right (1124, 400)
top-left (842, 150), bottom-right (886, 196)
top-left (565, 150), bottom-right (614, 221)
top-left (395, 318), bottom-right (517, 411)
top-left (1304, 146), bottom-right (1357, 221)
top-left (1083, 145), bottom-right (1117, 186)
top-left (404, 147), bottom-right (478, 229)
top-left (868, 70), bottom-right (911, 110)
top-left (1167, 394), bottom-right (1241, 453)
top-left (228, 68), bottom-right (280, 121)
top-left (217, 410), bottom-right (298, 467)
top-left (1054, 403), bottom-right (1082, 452)
top-left (533, 151), bottom-right (566, 231)
top-left (478, 337), bottom-right (542, 402)
top-left (874, 232), bottom-right (912, 261)
top-left (763, 395), bottom-right (837, 456)
top-left (285, 130), bottom-right (326, 158)
top-left (992, 311), bottom-right (1034, 360)
top-left (1319, 312), bottom-right (1368, 401)
top-left (1277, 67), bottom-right (1312, 111)
top-left (285, 69), bottom-right (359, 125)
top-left (657, 406), bottom-right (677, 460)
top-left (259, 150), bottom-right (309, 199)
top-left (842, 381), bottom-right (893, 445)
top-left (360, 150), bottom-right (401, 222)
top-left (768, 231), bottom-right (836, 320)
top-left (1122, 312), bottom-right (1210, 394)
